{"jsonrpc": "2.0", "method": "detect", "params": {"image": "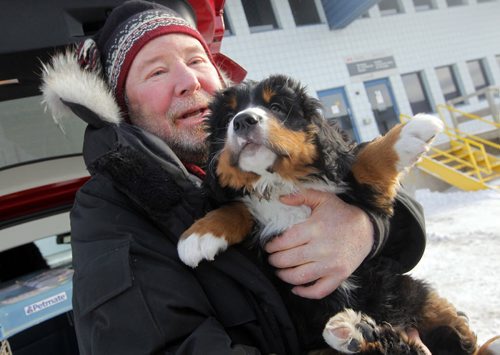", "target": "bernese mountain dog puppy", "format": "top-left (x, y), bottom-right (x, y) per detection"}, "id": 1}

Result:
top-left (177, 75), bottom-right (477, 354)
